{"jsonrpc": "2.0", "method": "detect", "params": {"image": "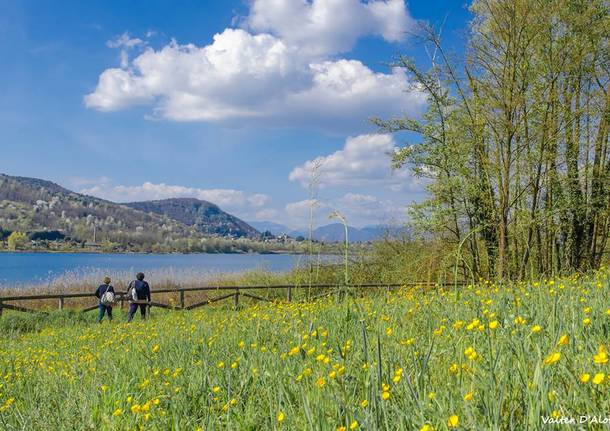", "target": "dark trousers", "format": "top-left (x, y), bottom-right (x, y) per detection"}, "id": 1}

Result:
top-left (128, 303), bottom-right (147, 322)
top-left (98, 304), bottom-right (113, 322)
